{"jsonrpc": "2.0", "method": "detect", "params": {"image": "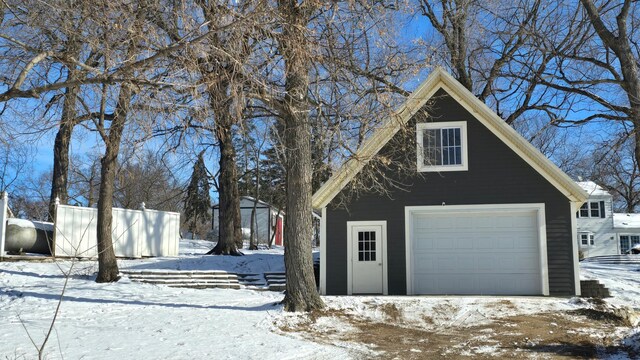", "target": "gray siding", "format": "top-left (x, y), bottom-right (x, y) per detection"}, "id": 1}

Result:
top-left (325, 89), bottom-right (576, 296)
